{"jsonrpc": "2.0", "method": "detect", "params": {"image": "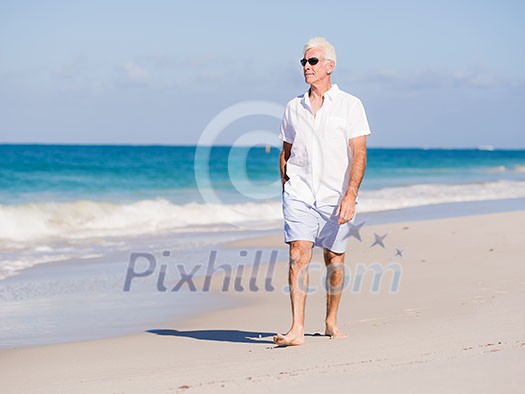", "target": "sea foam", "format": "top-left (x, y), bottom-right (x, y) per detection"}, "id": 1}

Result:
top-left (0, 199), bottom-right (283, 243)
top-left (1, 180), bottom-right (525, 245)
